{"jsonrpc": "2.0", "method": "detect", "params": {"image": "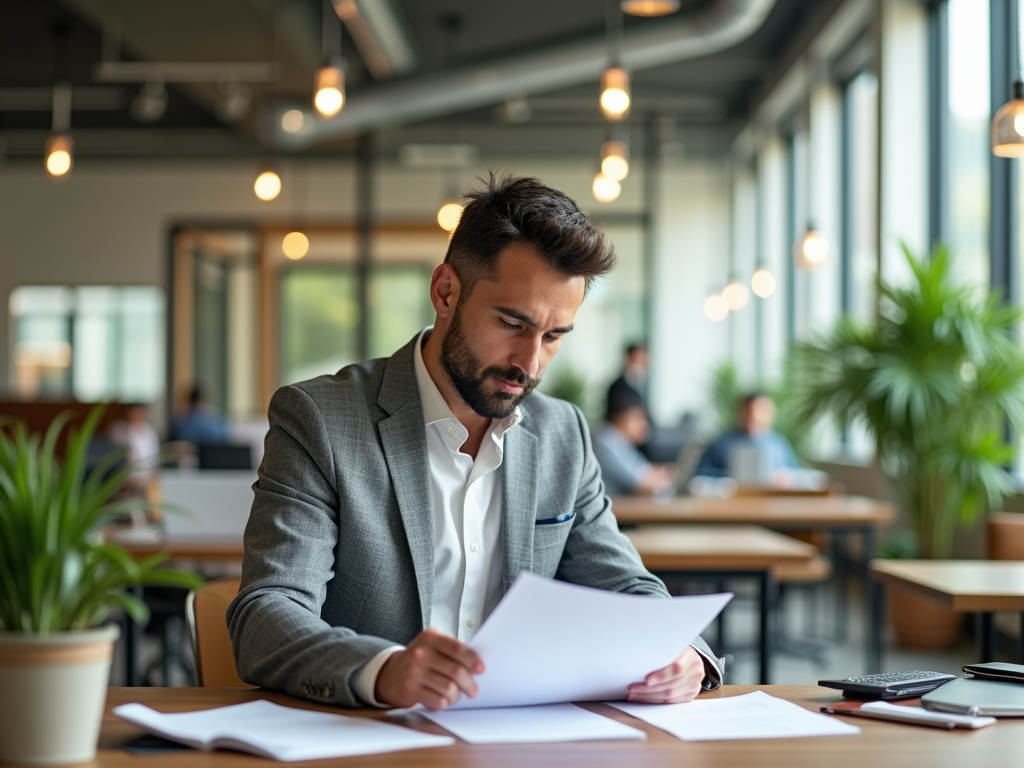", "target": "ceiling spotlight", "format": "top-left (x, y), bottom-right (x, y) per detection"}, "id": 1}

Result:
top-left (793, 225), bottom-right (829, 269)
top-left (437, 199), bottom-right (463, 232)
top-left (722, 278), bottom-right (749, 311)
top-left (216, 80), bottom-right (252, 122)
top-left (592, 172), bottom-right (621, 203)
top-left (703, 292), bottom-right (729, 322)
top-left (281, 109), bottom-right (306, 133)
top-left (751, 265), bottom-right (777, 298)
top-left (282, 231), bottom-right (310, 260)
top-left (992, 80), bottom-right (1024, 157)
top-left (600, 66), bottom-right (631, 121)
top-left (131, 80), bottom-right (167, 123)
top-left (600, 140), bottom-right (629, 181)
top-left (313, 61), bottom-right (345, 118)
top-left (254, 165), bottom-right (282, 202)
top-left (620, 0), bottom-right (680, 16)
top-left (44, 134), bottom-right (73, 181)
